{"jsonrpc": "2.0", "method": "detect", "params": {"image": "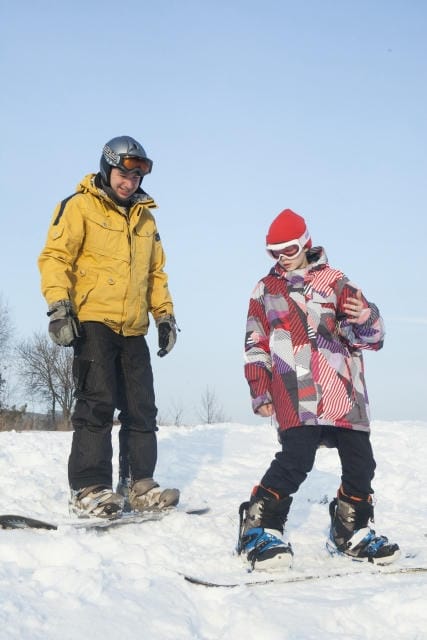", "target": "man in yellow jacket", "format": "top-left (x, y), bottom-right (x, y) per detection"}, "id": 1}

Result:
top-left (38, 135), bottom-right (179, 518)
